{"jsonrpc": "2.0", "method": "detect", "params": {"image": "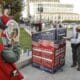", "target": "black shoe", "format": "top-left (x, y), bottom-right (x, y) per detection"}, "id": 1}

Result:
top-left (77, 68), bottom-right (80, 71)
top-left (71, 64), bottom-right (77, 67)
